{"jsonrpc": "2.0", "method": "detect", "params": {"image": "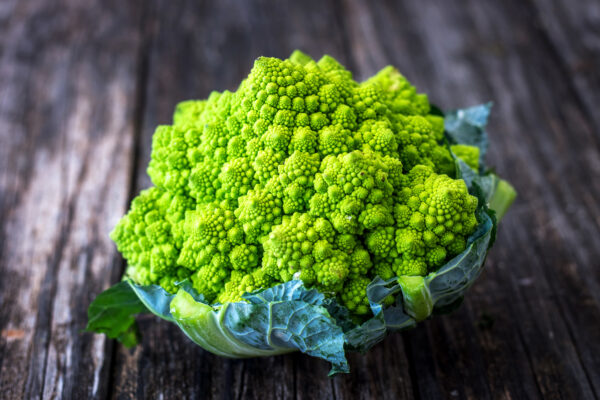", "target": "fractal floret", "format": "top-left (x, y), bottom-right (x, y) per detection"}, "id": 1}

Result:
top-left (87, 51), bottom-right (515, 374)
